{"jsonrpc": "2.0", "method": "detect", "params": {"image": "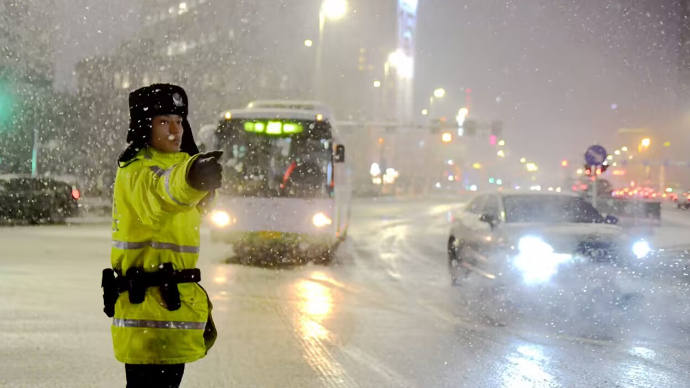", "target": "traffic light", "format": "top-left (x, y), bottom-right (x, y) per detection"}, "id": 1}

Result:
top-left (584, 164), bottom-right (607, 176)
